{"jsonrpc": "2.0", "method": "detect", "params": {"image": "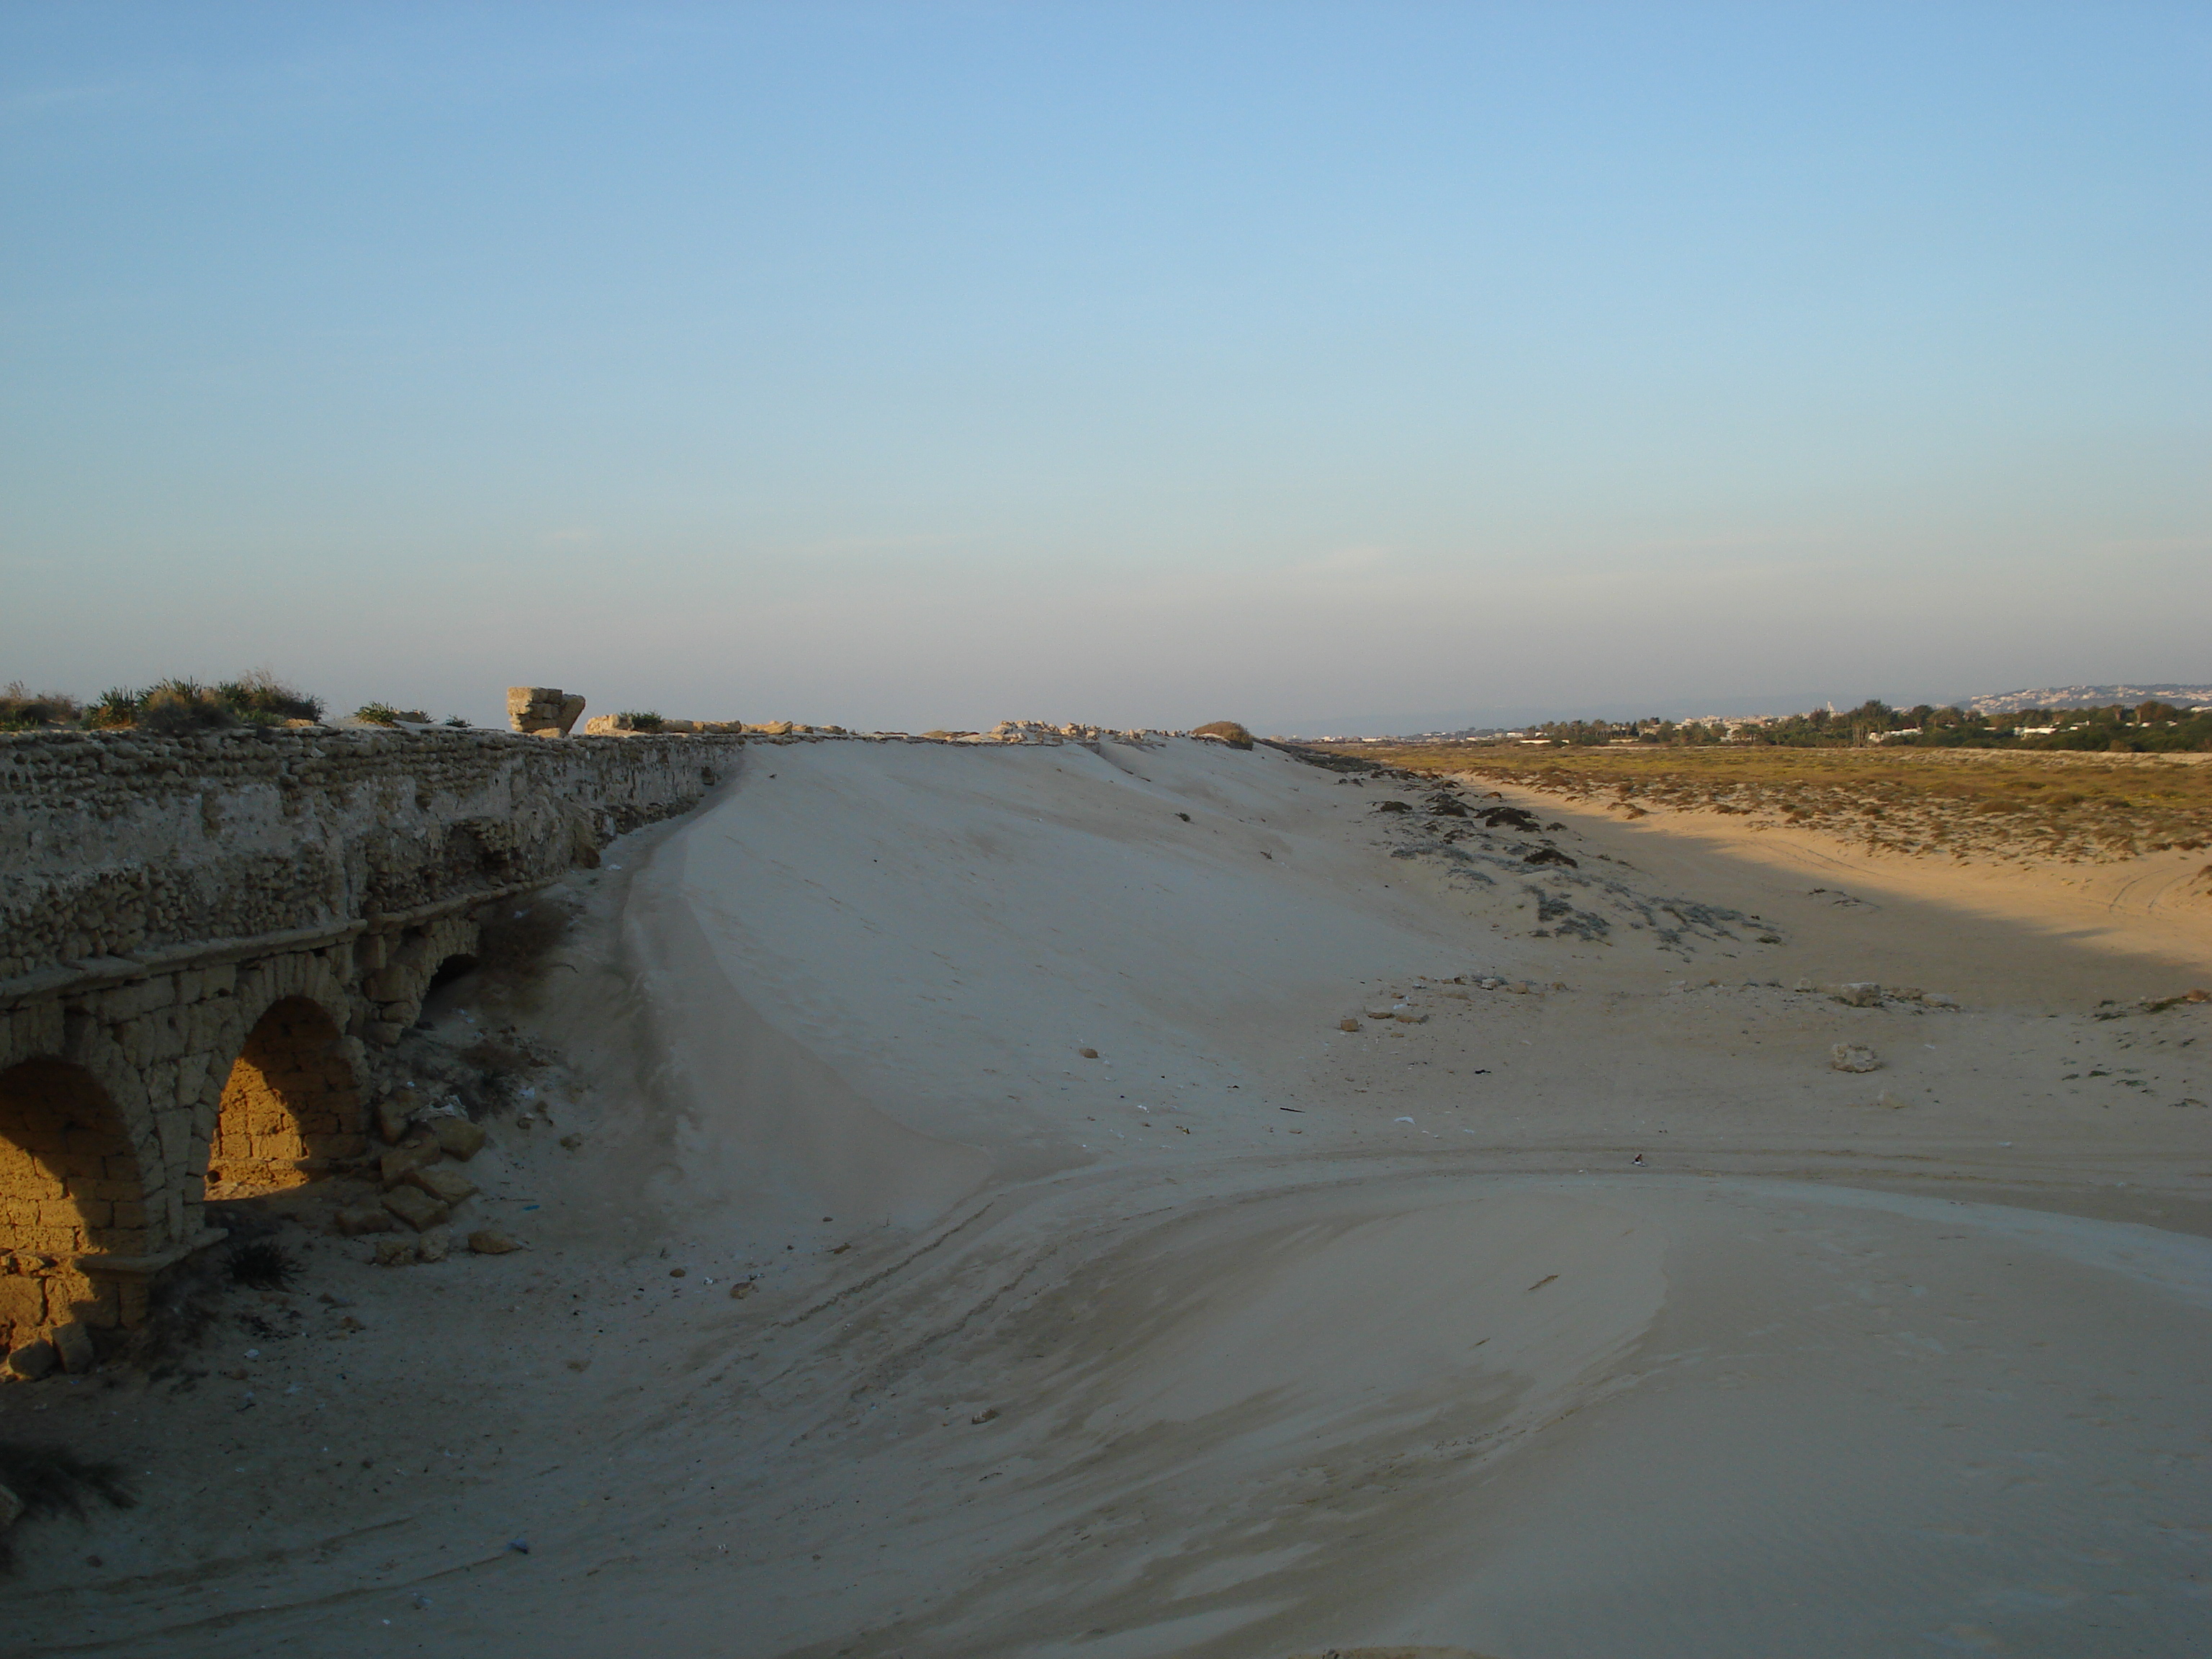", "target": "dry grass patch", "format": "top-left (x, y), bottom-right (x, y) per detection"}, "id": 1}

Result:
top-left (1317, 743), bottom-right (2212, 864)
